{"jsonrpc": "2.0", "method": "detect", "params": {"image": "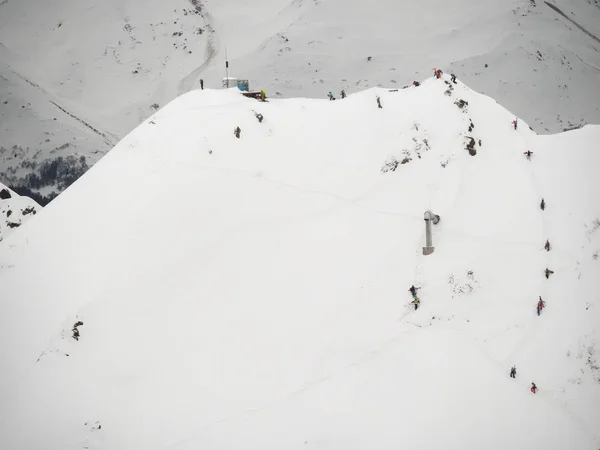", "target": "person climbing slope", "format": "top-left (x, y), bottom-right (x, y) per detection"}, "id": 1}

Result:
top-left (537, 297), bottom-right (546, 316)
top-left (531, 382), bottom-right (537, 394)
top-left (544, 240), bottom-right (551, 251)
top-left (524, 150), bottom-right (533, 160)
top-left (544, 268), bottom-right (554, 279)
top-left (408, 285), bottom-right (420, 298)
top-left (512, 118), bottom-right (518, 130)
top-left (510, 366), bottom-right (517, 378)
top-left (340, 89), bottom-right (346, 99)
top-left (540, 198), bottom-right (545, 210)
top-left (328, 91), bottom-right (335, 101)
top-left (412, 296), bottom-right (420, 311)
